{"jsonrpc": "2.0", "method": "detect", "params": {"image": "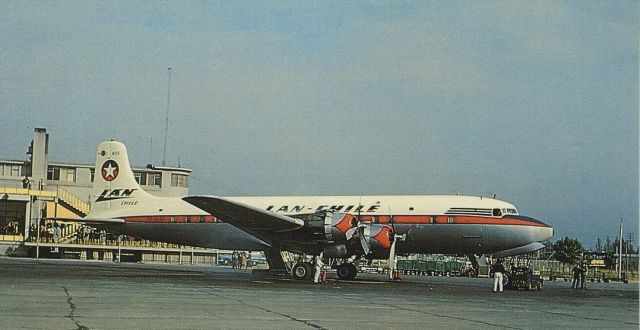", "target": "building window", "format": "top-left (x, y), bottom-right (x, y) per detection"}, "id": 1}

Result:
top-left (134, 172), bottom-right (161, 187)
top-left (63, 168), bottom-right (76, 182)
top-left (10, 165), bottom-right (22, 177)
top-left (2, 164), bottom-right (24, 177)
top-left (47, 167), bottom-right (60, 180)
top-left (171, 173), bottom-right (188, 187)
top-left (47, 167), bottom-right (76, 182)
